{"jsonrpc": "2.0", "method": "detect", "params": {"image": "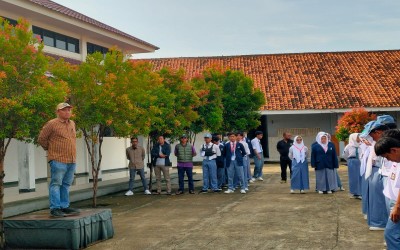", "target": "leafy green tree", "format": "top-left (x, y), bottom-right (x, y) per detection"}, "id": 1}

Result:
top-left (0, 18), bottom-right (68, 246)
top-left (188, 69), bottom-right (223, 144)
top-left (203, 68), bottom-right (265, 132)
top-left (149, 67), bottom-right (199, 142)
